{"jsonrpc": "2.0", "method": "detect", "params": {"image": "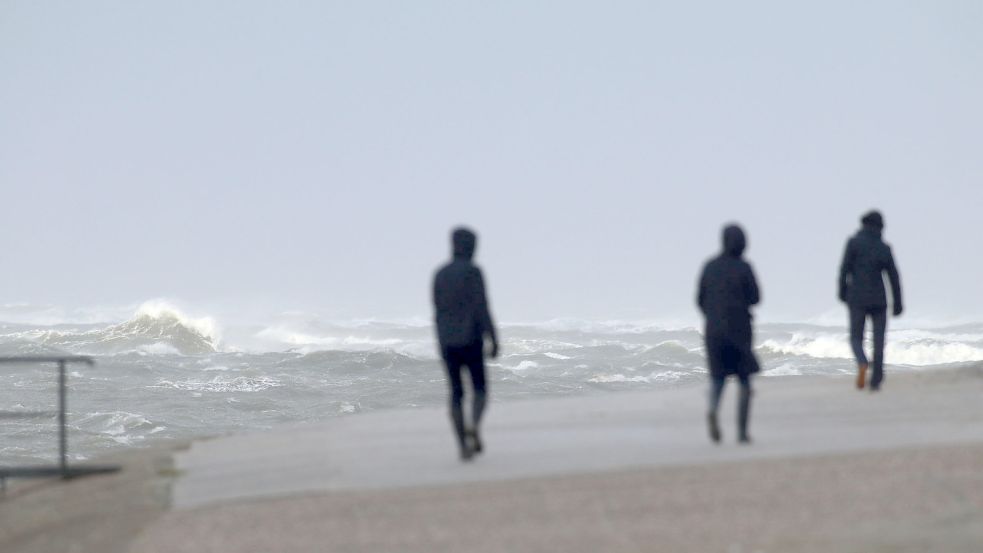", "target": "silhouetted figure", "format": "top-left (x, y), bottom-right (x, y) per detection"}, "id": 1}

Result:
top-left (433, 227), bottom-right (499, 461)
top-left (697, 224), bottom-right (761, 444)
top-left (838, 210), bottom-right (903, 391)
